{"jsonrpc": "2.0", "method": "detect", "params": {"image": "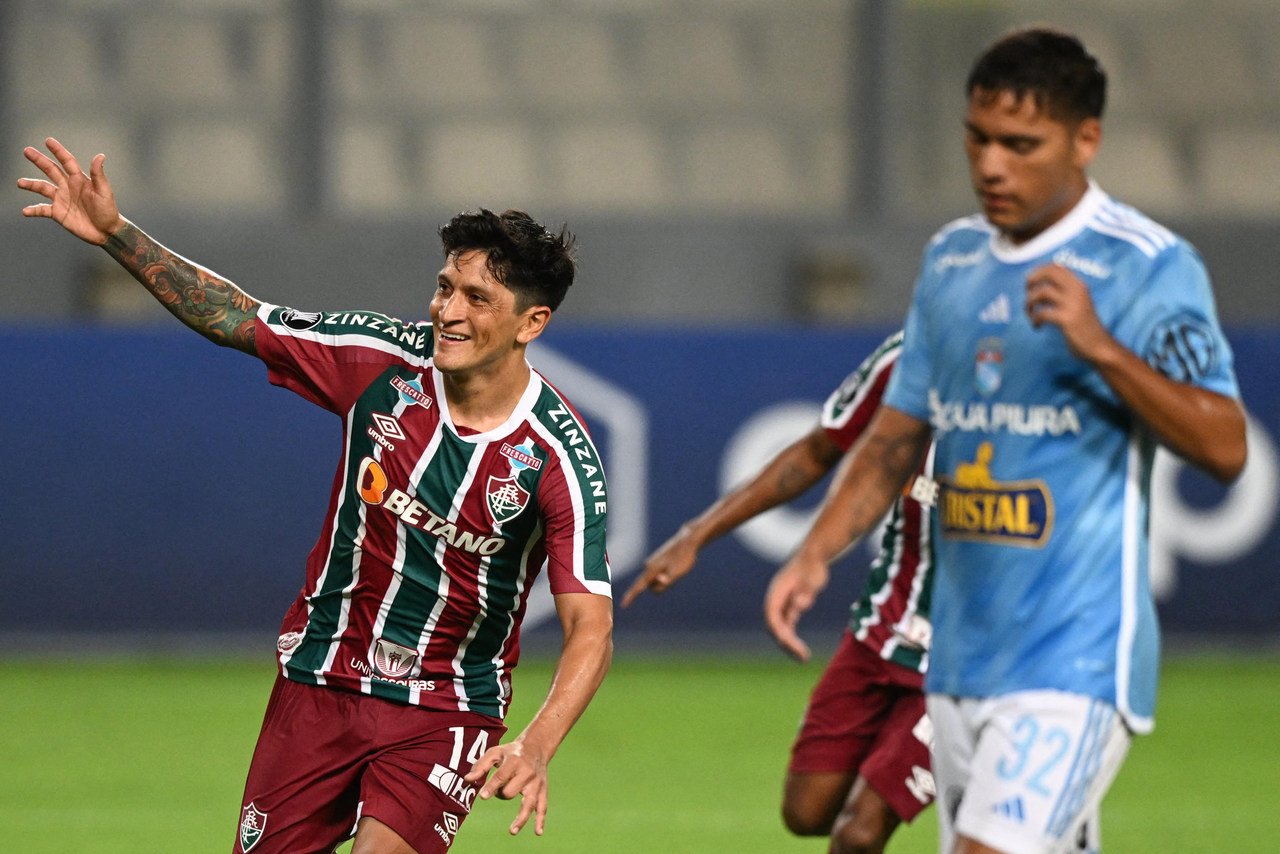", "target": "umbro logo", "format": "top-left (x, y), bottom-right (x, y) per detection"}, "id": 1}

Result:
top-left (367, 412), bottom-right (405, 452)
top-left (434, 811), bottom-right (461, 846)
top-left (979, 293), bottom-right (1011, 324)
top-left (371, 412), bottom-right (405, 441)
top-left (992, 795), bottom-right (1026, 823)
